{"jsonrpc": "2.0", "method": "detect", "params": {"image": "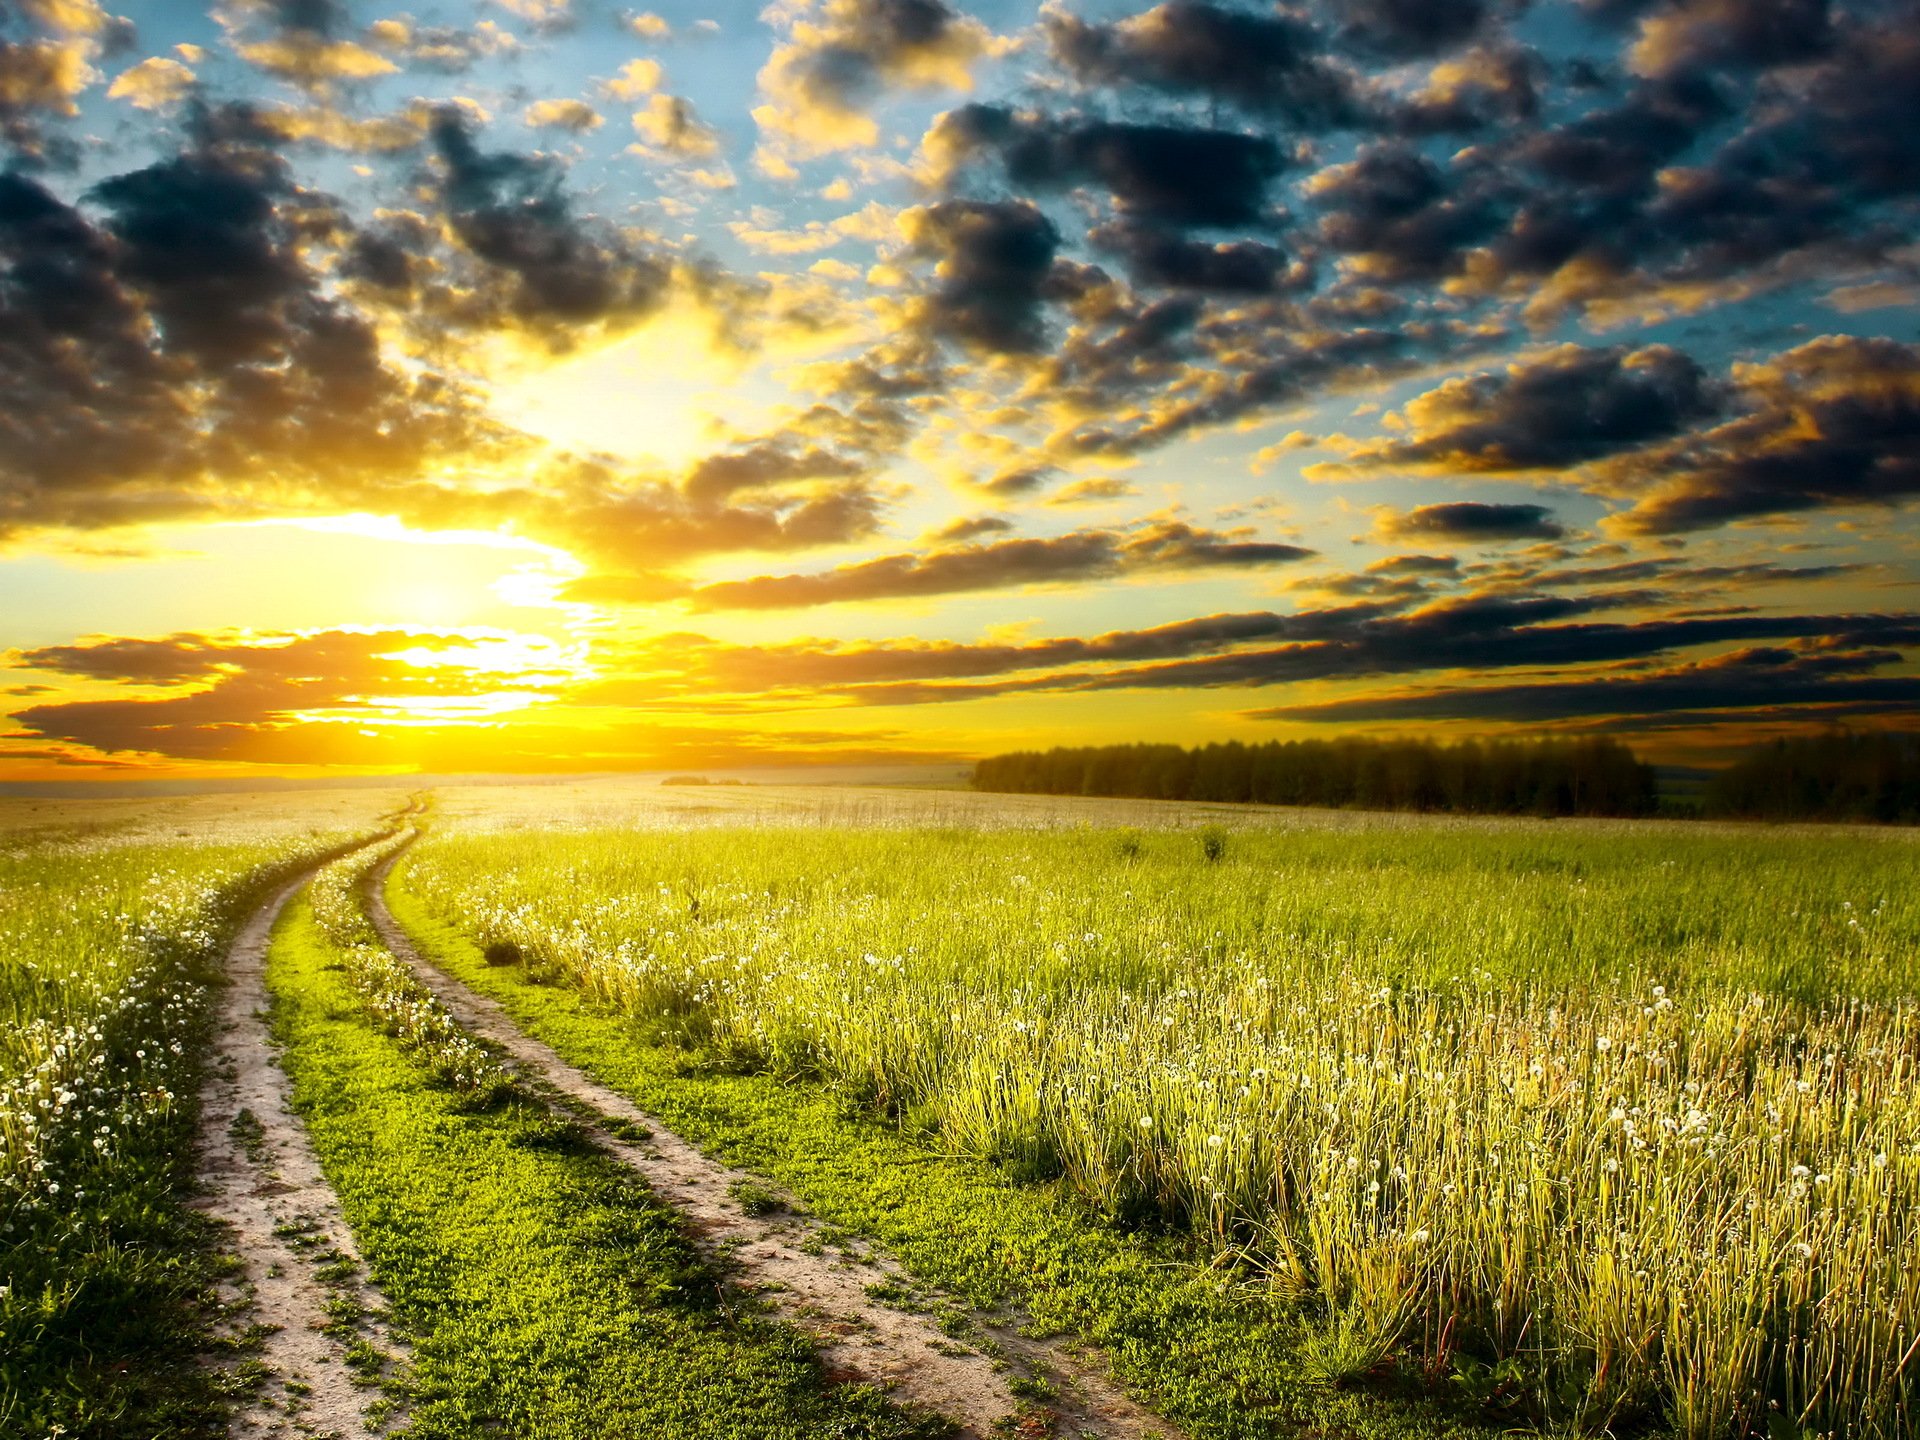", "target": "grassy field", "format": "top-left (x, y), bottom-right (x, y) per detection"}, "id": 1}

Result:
top-left (2, 779), bottom-right (1915, 1439)
top-left (395, 782), bottom-right (1920, 1440)
top-left (0, 790), bottom-right (403, 1438)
